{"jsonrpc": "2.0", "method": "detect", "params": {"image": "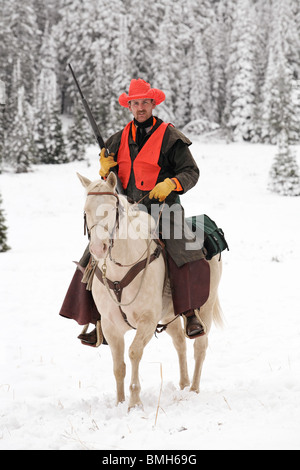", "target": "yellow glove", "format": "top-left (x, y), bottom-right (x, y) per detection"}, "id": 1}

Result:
top-left (99, 147), bottom-right (117, 178)
top-left (149, 178), bottom-right (176, 202)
